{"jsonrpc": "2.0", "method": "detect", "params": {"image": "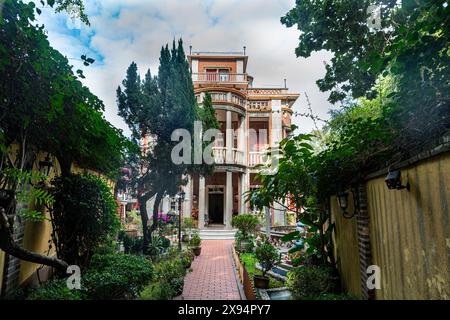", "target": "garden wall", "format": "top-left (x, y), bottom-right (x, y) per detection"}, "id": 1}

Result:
top-left (332, 149), bottom-right (450, 300)
top-left (330, 193), bottom-right (361, 297)
top-left (1, 151), bottom-right (116, 296)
